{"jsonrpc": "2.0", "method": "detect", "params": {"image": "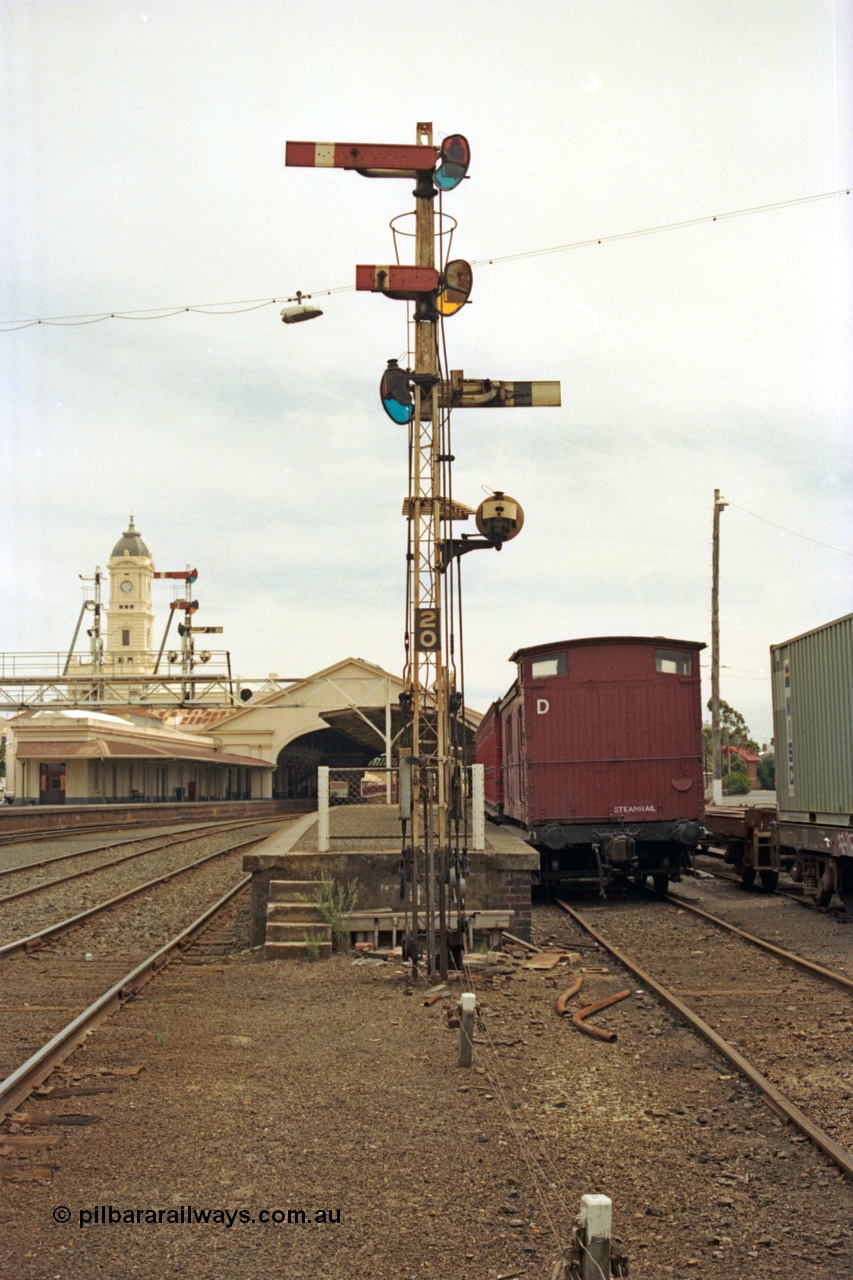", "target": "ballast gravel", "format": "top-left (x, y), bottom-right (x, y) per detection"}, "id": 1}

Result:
top-left (2, 870), bottom-right (852, 1280)
top-left (0, 820), bottom-right (278, 944)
